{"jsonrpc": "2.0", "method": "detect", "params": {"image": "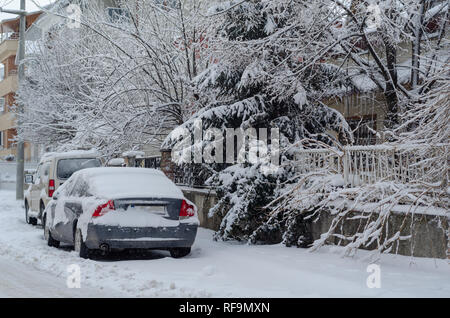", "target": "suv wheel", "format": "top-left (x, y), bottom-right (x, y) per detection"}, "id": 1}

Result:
top-left (43, 215), bottom-right (60, 248)
top-left (170, 247), bottom-right (191, 258)
top-left (25, 201), bottom-right (37, 226)
top-left (75, 229), bottom-right (90, 259)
